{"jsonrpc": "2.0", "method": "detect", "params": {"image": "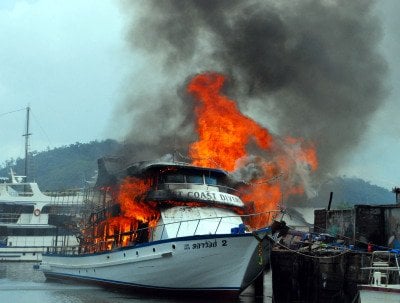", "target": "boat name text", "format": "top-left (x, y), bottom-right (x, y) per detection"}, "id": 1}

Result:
top-left (175, 190), bottom-right (241, 204)
top-left (184, 239), bottom-right (228, 250)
